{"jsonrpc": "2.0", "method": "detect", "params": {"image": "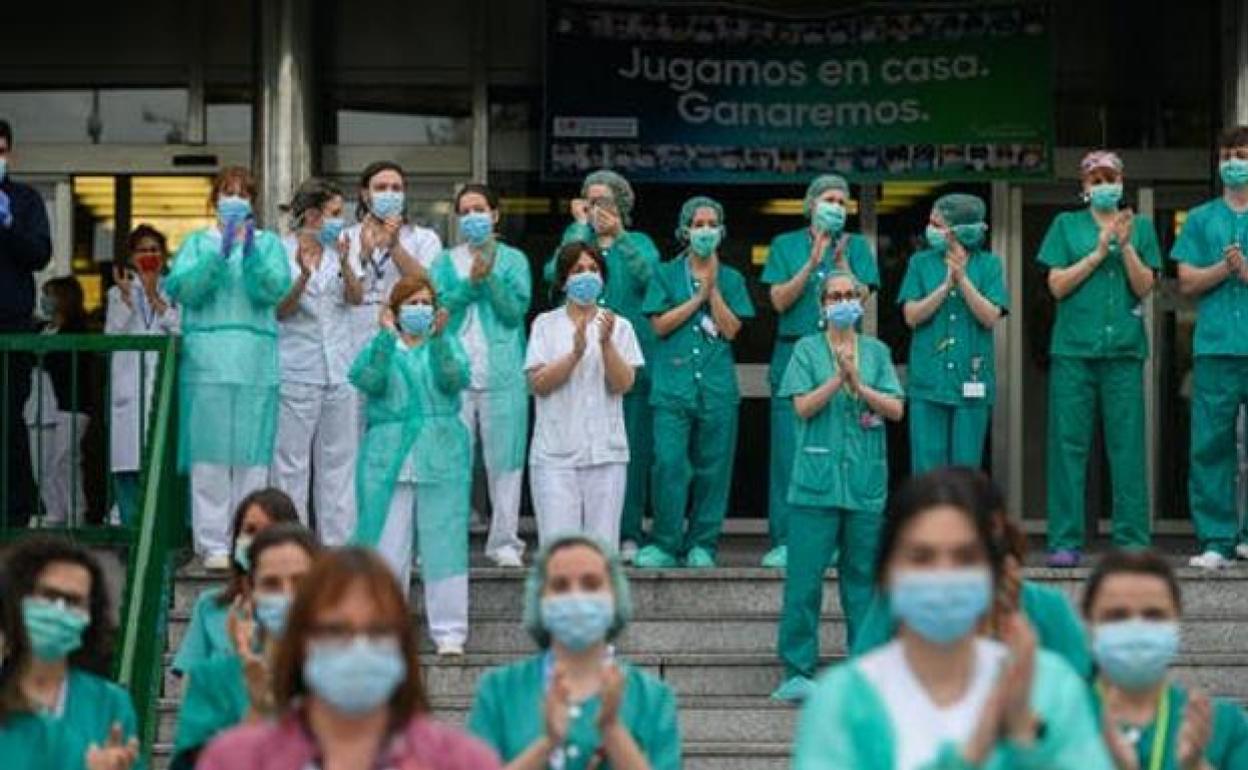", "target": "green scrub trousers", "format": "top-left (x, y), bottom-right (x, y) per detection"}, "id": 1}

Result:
top-left (1046, 355), bottom-right (1149, 551)
top-left (1189, 356), bottom-right (1248, 558)
top-left (779, 504), bottom-right (881, 679)
top-left (768, 339), bottom-right (799, 547)
top-left (620, 380), bottom-right (653, 544)
top-left (649, 400), bottom-right (738, 557)
top-left (908, 399), bottom-right (991, 474)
